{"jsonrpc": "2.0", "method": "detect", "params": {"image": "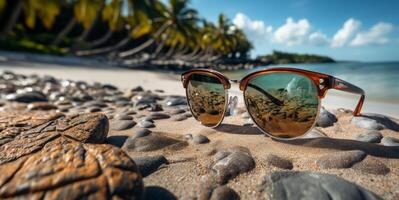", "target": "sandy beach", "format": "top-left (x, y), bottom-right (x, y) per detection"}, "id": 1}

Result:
top-left (1, 60), bottom-right (397, 118)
